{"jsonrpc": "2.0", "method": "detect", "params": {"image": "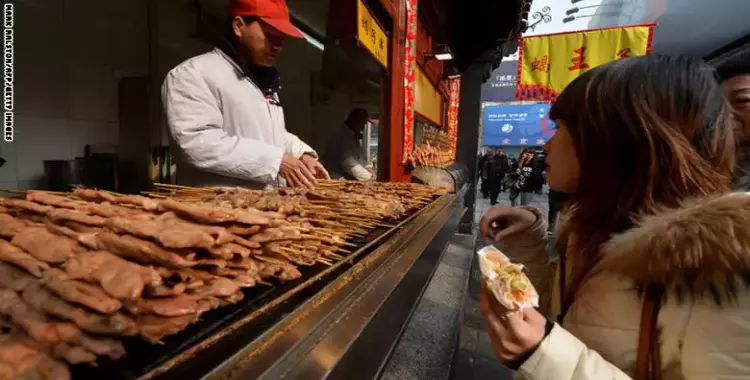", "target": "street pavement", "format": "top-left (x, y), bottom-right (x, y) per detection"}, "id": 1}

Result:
top-left (449, 188), bottom-right (550, 380)
top-left (380, 186), bottom-right (550, 380)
